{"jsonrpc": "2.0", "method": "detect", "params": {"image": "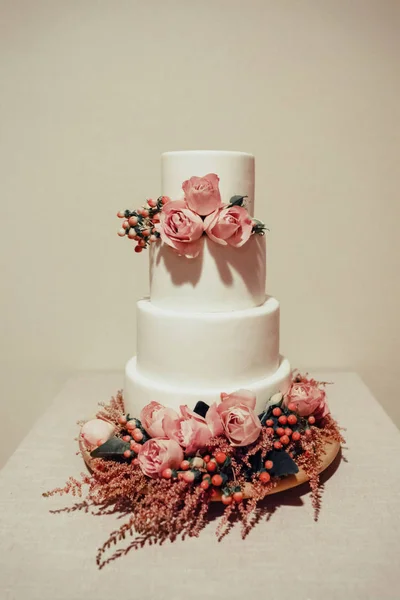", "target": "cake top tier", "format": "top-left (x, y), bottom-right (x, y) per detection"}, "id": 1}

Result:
top-left (162, 151), bottom-right (255, 216)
